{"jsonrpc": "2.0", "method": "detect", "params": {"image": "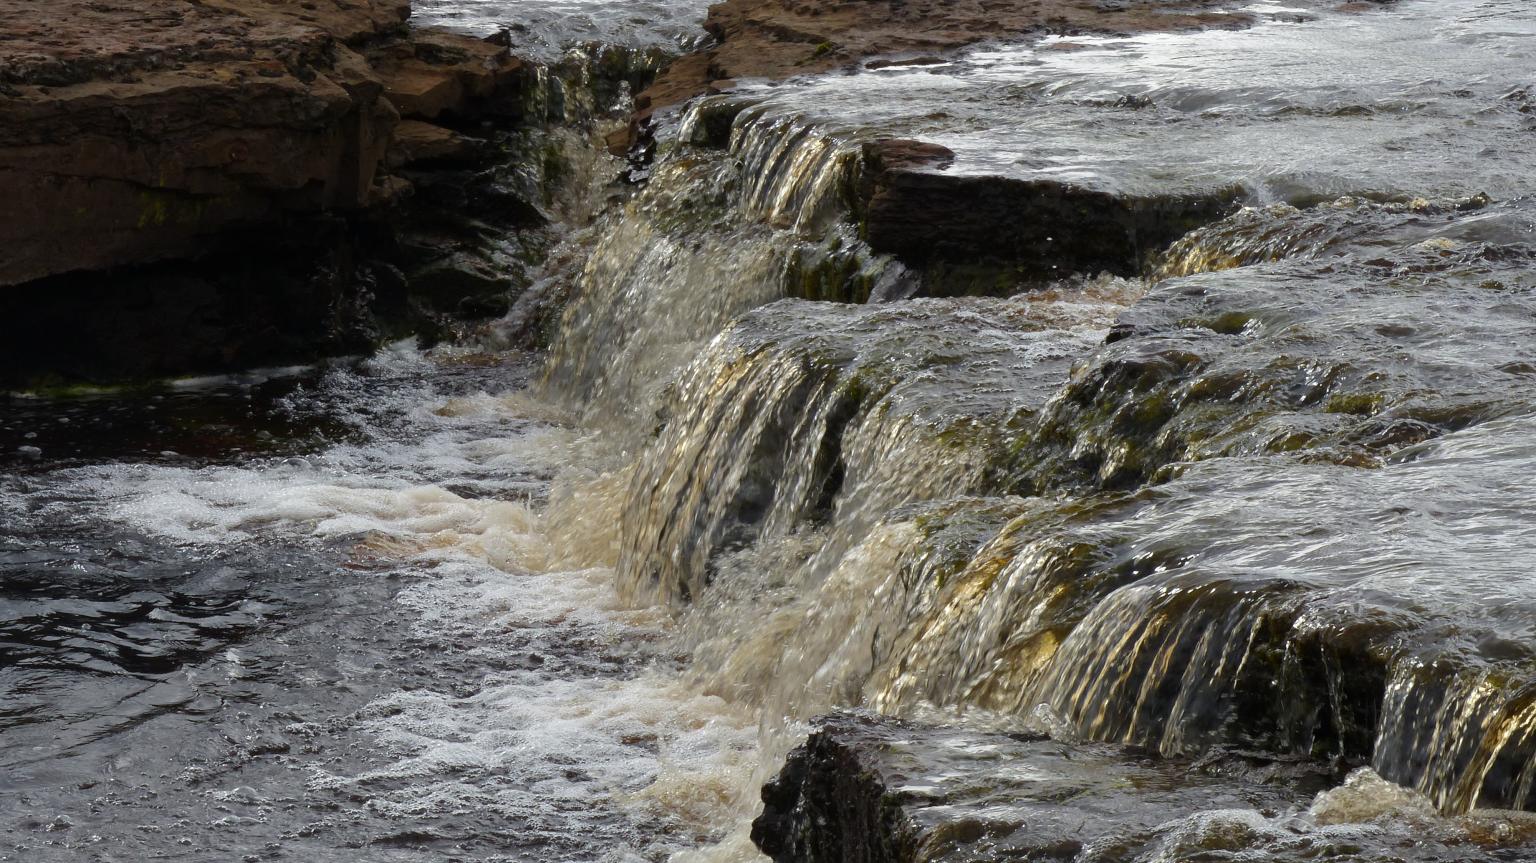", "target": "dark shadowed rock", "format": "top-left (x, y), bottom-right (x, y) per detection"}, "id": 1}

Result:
top-left (752, 712), bottom-right (1317, 863)
top-left (859, 163), bottom-right (1238, 286)
top-left (387, 120), bottom-right (488, 168)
